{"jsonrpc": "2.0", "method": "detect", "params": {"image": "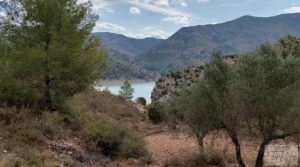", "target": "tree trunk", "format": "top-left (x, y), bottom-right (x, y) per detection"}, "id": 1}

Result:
top-left (45, 69), bottom-right (52, 110)
top-left (195, 132), bottom-right (205, 154)
top-left (44, 28), bottom-right (51, 110)
top-left (227, 130), bottom-right (246, 167)
top-left (197, 134), bottom-right (204, 153)
top-left (255, 139), bottom-right (271, 167)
